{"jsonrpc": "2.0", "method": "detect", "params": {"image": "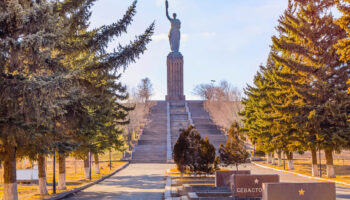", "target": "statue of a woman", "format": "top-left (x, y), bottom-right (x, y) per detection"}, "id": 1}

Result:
top-left (166, 0), bottom-right (181, 52)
